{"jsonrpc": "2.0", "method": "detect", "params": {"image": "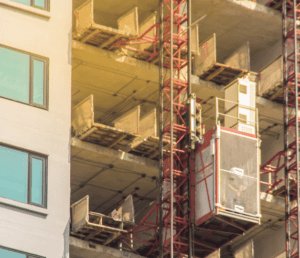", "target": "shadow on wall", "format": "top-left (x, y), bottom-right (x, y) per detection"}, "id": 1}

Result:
top-left (63, 220), bottom-right (70, 258)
